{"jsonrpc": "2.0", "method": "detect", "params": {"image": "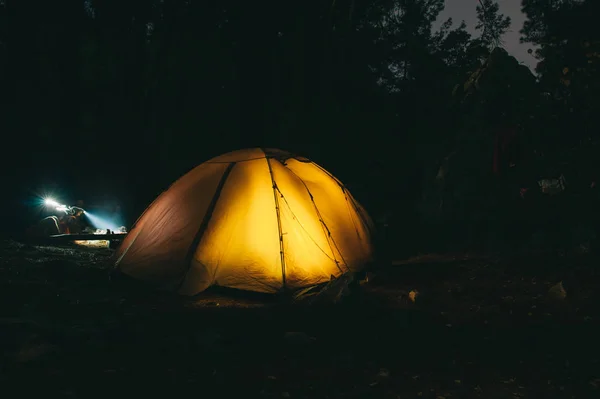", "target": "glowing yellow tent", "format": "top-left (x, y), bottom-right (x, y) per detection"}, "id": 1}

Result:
top-left (114, 148), bottom-right (374, 295)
